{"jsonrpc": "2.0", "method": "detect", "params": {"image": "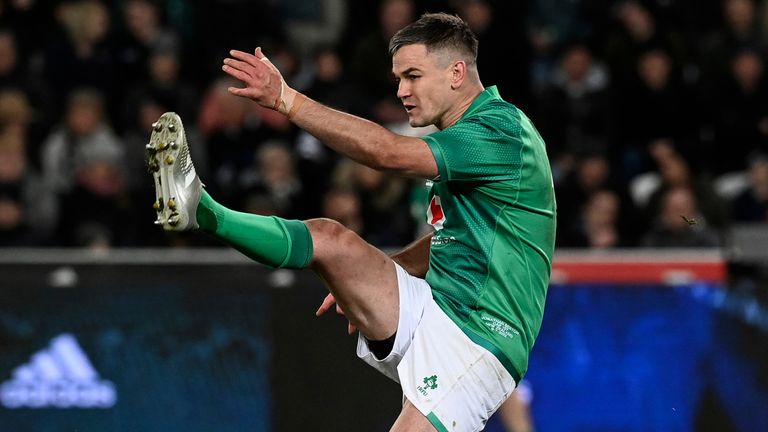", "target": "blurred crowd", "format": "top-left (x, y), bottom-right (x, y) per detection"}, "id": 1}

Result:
top-left (0, 0), bottom-right (767, 250)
